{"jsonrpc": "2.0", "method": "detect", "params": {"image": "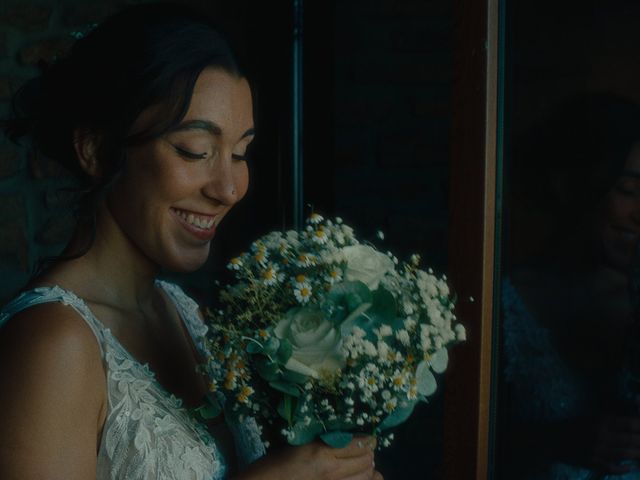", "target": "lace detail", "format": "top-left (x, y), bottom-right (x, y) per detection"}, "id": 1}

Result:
top-left (0, 280), bottom-right (266, 479)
